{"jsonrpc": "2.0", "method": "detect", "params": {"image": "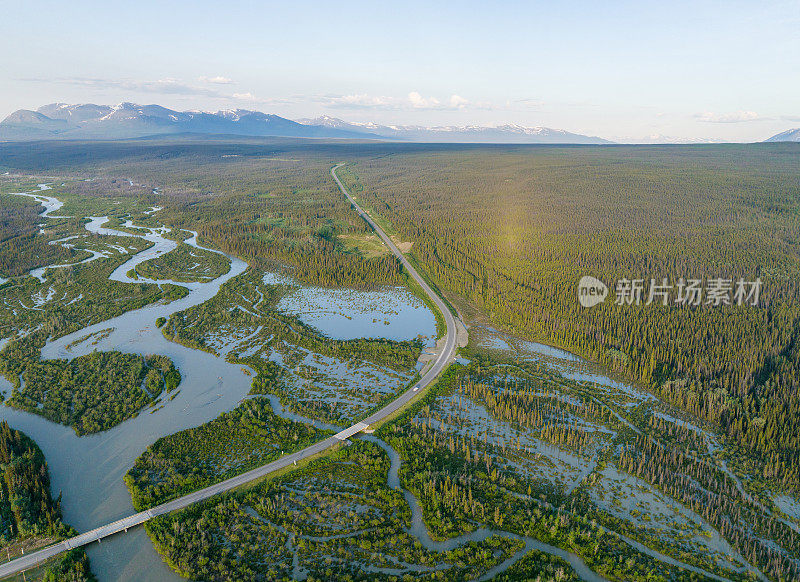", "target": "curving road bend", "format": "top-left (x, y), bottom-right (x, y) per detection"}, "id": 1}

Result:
top-left (331, 163), bottom-right (458, 425)
top-left (0, 164), bottom-right (458, 578)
